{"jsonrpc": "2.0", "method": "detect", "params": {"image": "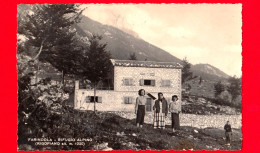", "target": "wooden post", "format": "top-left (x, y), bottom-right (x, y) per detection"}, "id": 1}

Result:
top-left (94, 84), bottom-right (96, 113)
top-left (74, 80), bottom-right (79, 109)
